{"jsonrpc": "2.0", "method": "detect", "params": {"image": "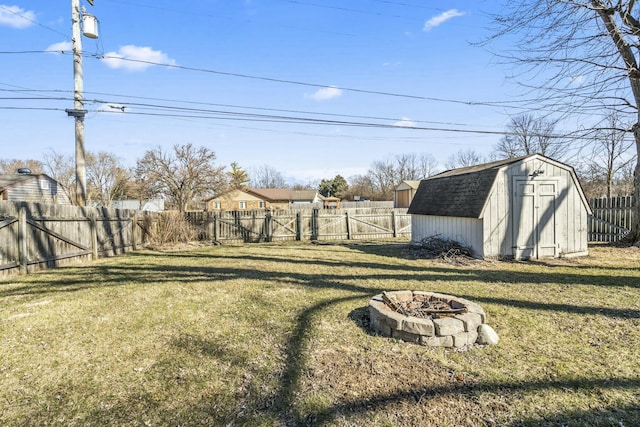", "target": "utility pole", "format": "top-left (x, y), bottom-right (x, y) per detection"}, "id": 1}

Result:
top-left (70, 0), bottom-right (87, 206)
